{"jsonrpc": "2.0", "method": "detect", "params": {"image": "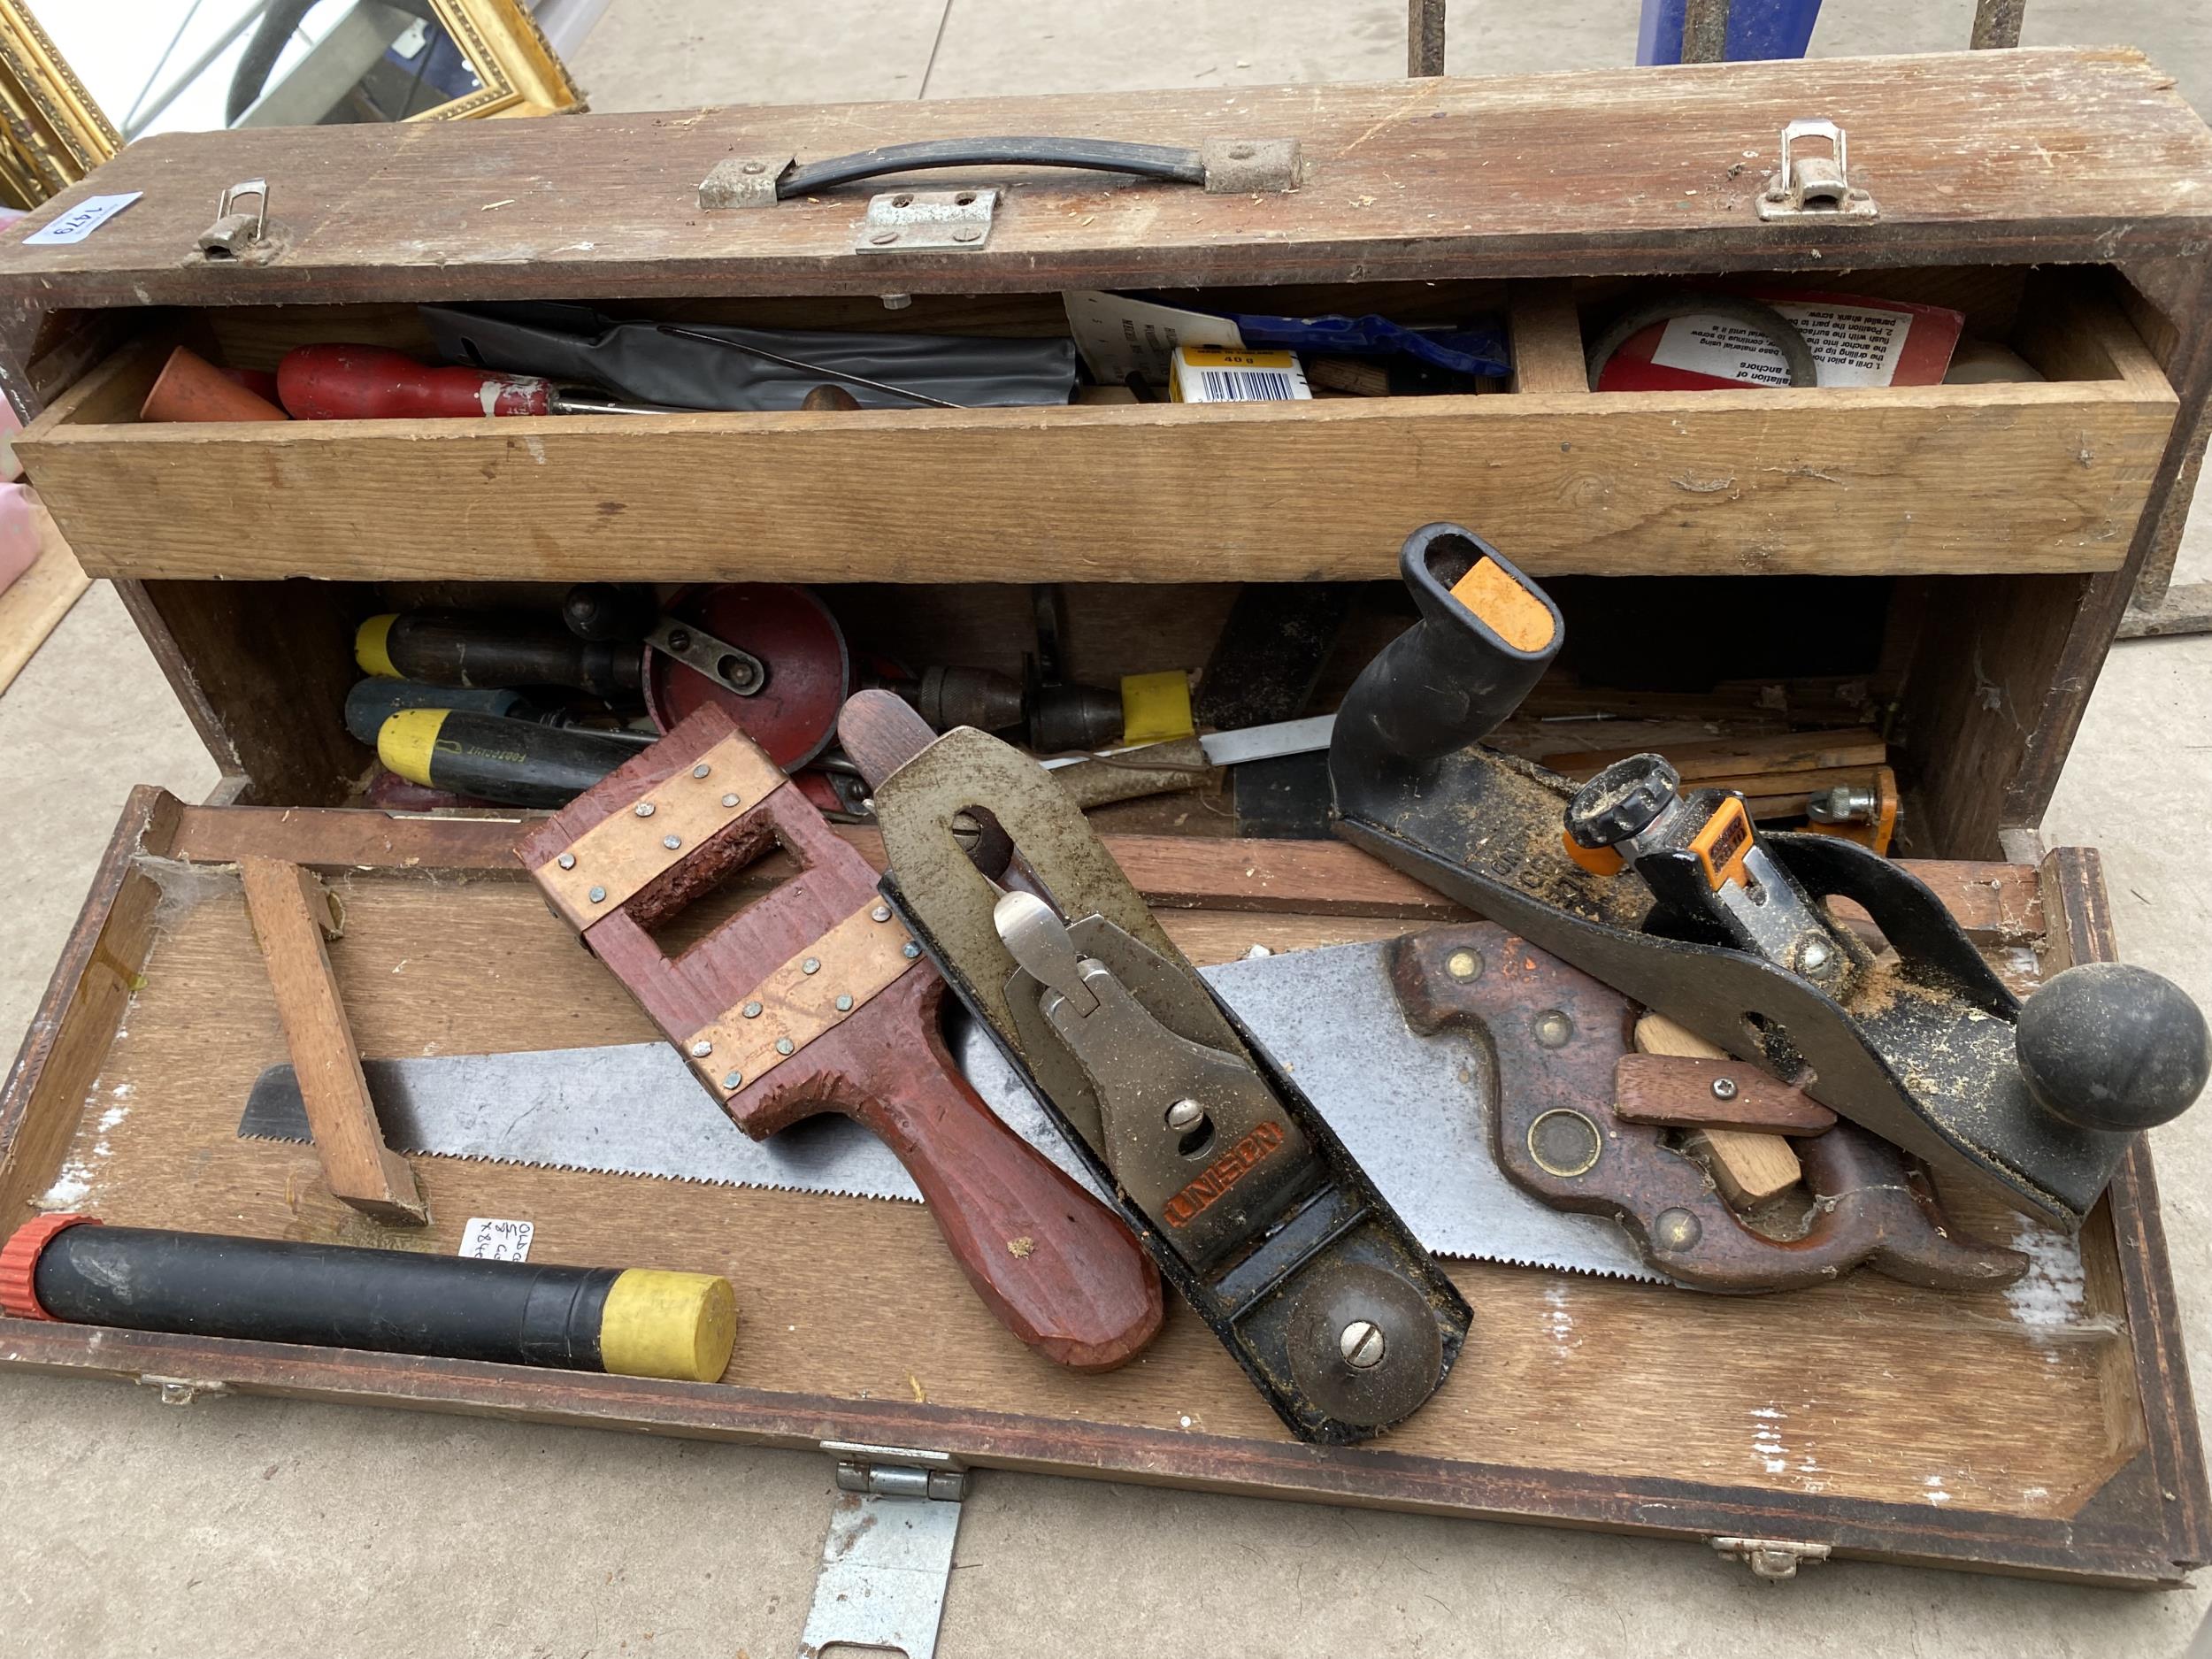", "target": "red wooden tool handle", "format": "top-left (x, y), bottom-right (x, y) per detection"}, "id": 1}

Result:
top-left (278, 344), bottom-right (552, 419)
top-left (743, 971), bottom-right (1164, 1371)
